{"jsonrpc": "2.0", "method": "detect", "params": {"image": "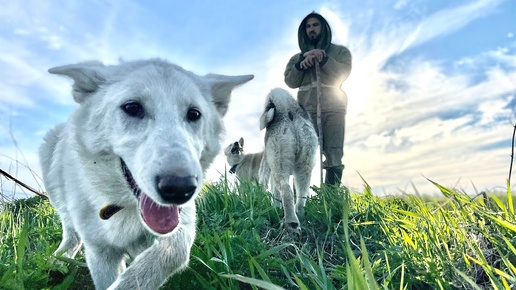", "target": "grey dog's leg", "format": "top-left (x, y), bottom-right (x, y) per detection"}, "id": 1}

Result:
top-left (273, 173), bottom-right (300, 233)
top-left (272, 185), bottom-right (282, 208)
top-left (259, 157), bottom-right (281, 208)
top-left (294, 173), bottom-right (311, 219)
